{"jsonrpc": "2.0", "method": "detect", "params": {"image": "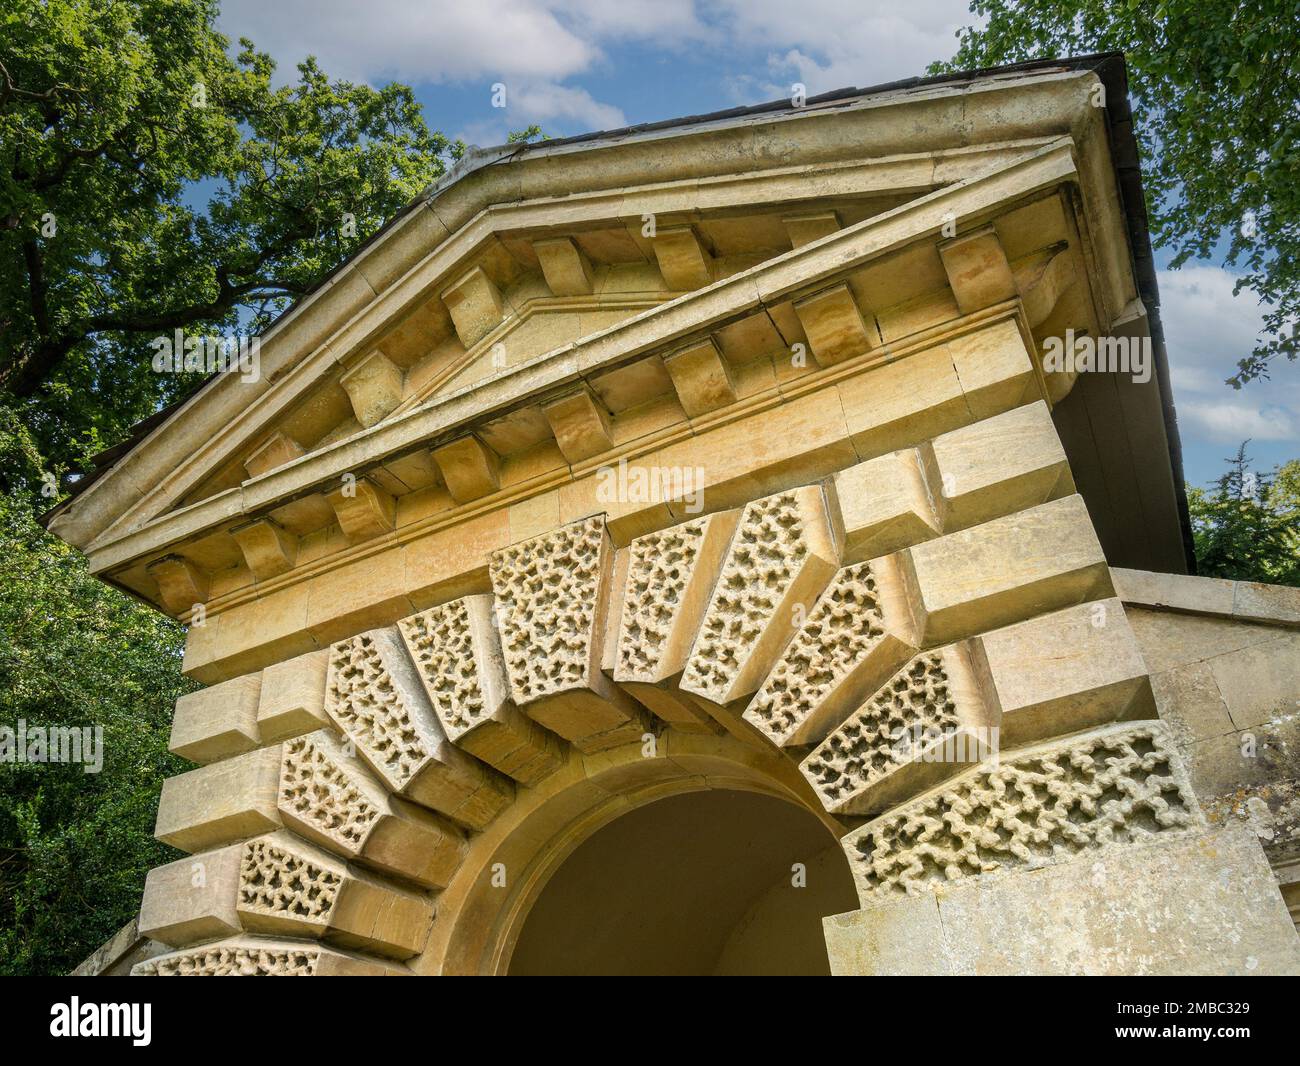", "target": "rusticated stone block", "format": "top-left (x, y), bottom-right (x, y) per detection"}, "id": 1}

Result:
top-left (614, 510), bottom-right (740, 733)
top-left (278, 730), bottom-right (466, 889)
top-left (680, 485), bottom-right (840, 707)
top-left (139, 845), bottom-right (243, 946)
top-left (170, 673), bottom-right (262, 764)
top-left (155, 745), bottom-right (283, 852)
top-left (134, 936), bottom-right (408, 976)
top-left (832, 448), bottom-right (941, 563)
top-left (397, 596), bottom-right (564, 784)
top-left (800, 642), bottom-right (996, 817)
top-left (490, 517), bottom-right (649, 752)
top-left (324, 628), bottom-right (513, 829)
top-left (919, 400), bottom-right (1072, 531)
top-left (825, 824), bottom-right (1300, 975)
top-left (235, 832), bottom-right (430, 958)
top-left (978, 597), bottom-right (1155, 746)
top-left (257, 648), bottom-right (330, 742)
top-left (895, 493), bottom-right (1112, 645)
top-left (802, 597), bottom-right (1160, 818)
top-left (841, 721), bottom-right (1203, 903)
top-left (743, 557), bottom-right (919, 747)
top-left (140, 831), bottom-right (434, 959)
